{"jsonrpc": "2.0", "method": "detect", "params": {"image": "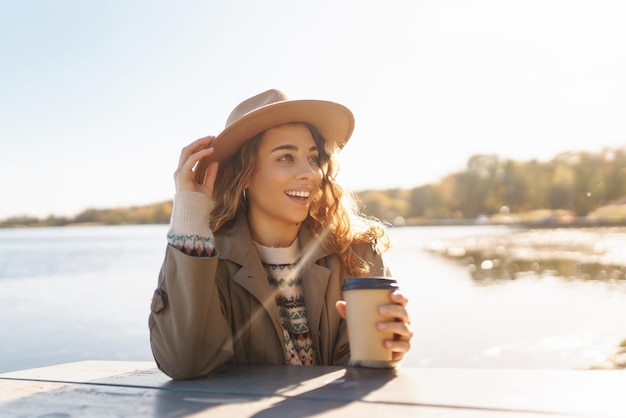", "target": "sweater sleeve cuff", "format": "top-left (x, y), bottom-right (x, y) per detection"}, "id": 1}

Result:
top-left (168, 191), bottom-right (214, 237)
